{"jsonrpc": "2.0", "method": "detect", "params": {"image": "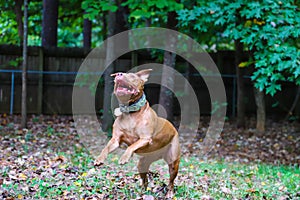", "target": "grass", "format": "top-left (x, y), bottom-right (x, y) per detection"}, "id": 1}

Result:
top-left (177, 157), bottom-right (300, 199)
top-left (1, 125), bottom-right (299, 200)
top-left (2, 145), bottom-right (299, 199)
